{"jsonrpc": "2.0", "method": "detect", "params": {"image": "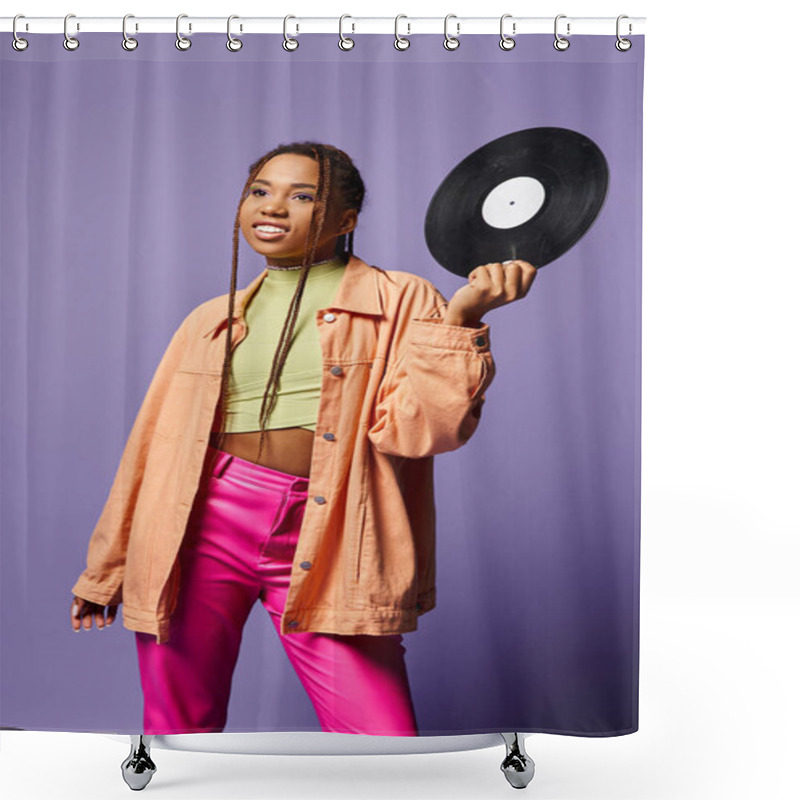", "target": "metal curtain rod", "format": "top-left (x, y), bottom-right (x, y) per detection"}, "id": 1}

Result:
top-left (1, 15), bottom-right (646, 36)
